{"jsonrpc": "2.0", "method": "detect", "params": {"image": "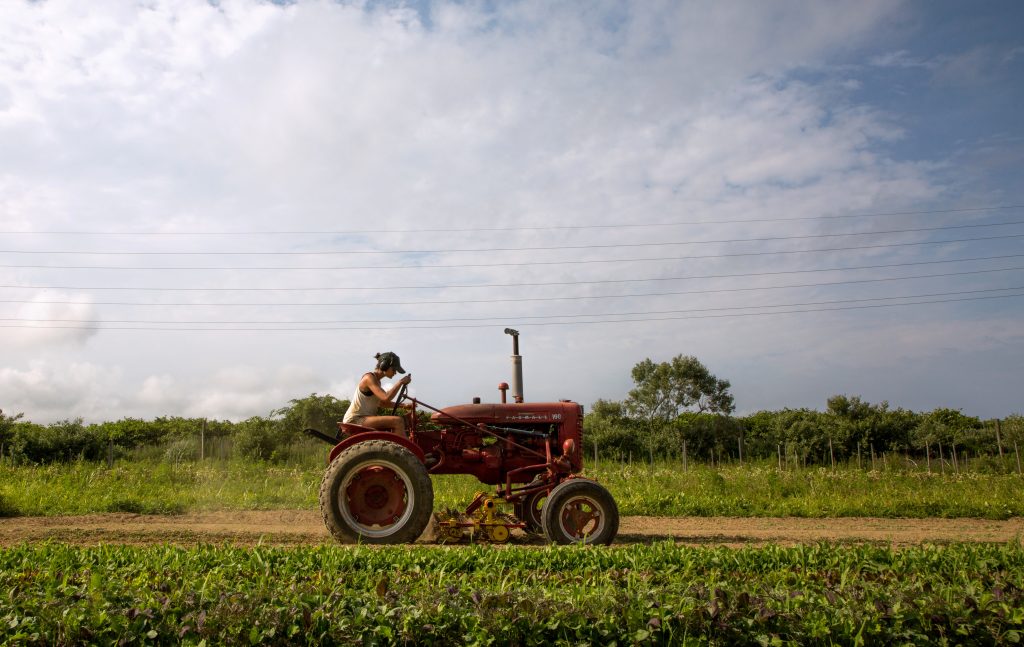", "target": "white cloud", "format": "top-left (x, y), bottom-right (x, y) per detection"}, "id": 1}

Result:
top-left (0, 360), bottom-right (328, 423)
top-left (869, 49), bottom-right (936, 69)
top-left (0, 360), bottom-right (122, 421)
top-left (0, 0), bottom-right (1018, 422)
top-left (0, 292), bottom-right (99, 348)
top-left (137, 374), bottom-right (186, 409)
